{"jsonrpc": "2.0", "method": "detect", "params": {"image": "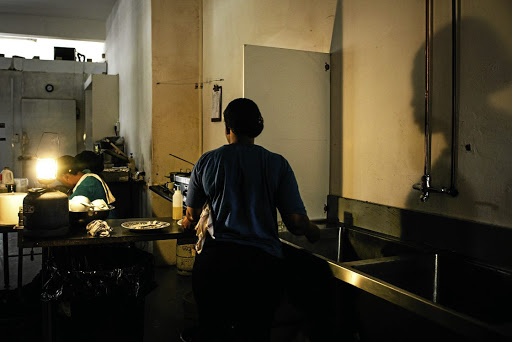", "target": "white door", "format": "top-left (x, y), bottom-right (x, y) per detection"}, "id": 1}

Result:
top-left (244, 45), bottom-right (330, 220)
top-left (20, 99), bottom-right (76, 187)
